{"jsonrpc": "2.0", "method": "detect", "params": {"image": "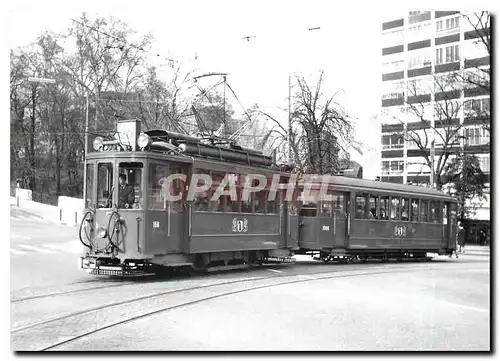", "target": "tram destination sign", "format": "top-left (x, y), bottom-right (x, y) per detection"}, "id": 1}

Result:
top-left (28, 77), bottom-right (56, 84)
